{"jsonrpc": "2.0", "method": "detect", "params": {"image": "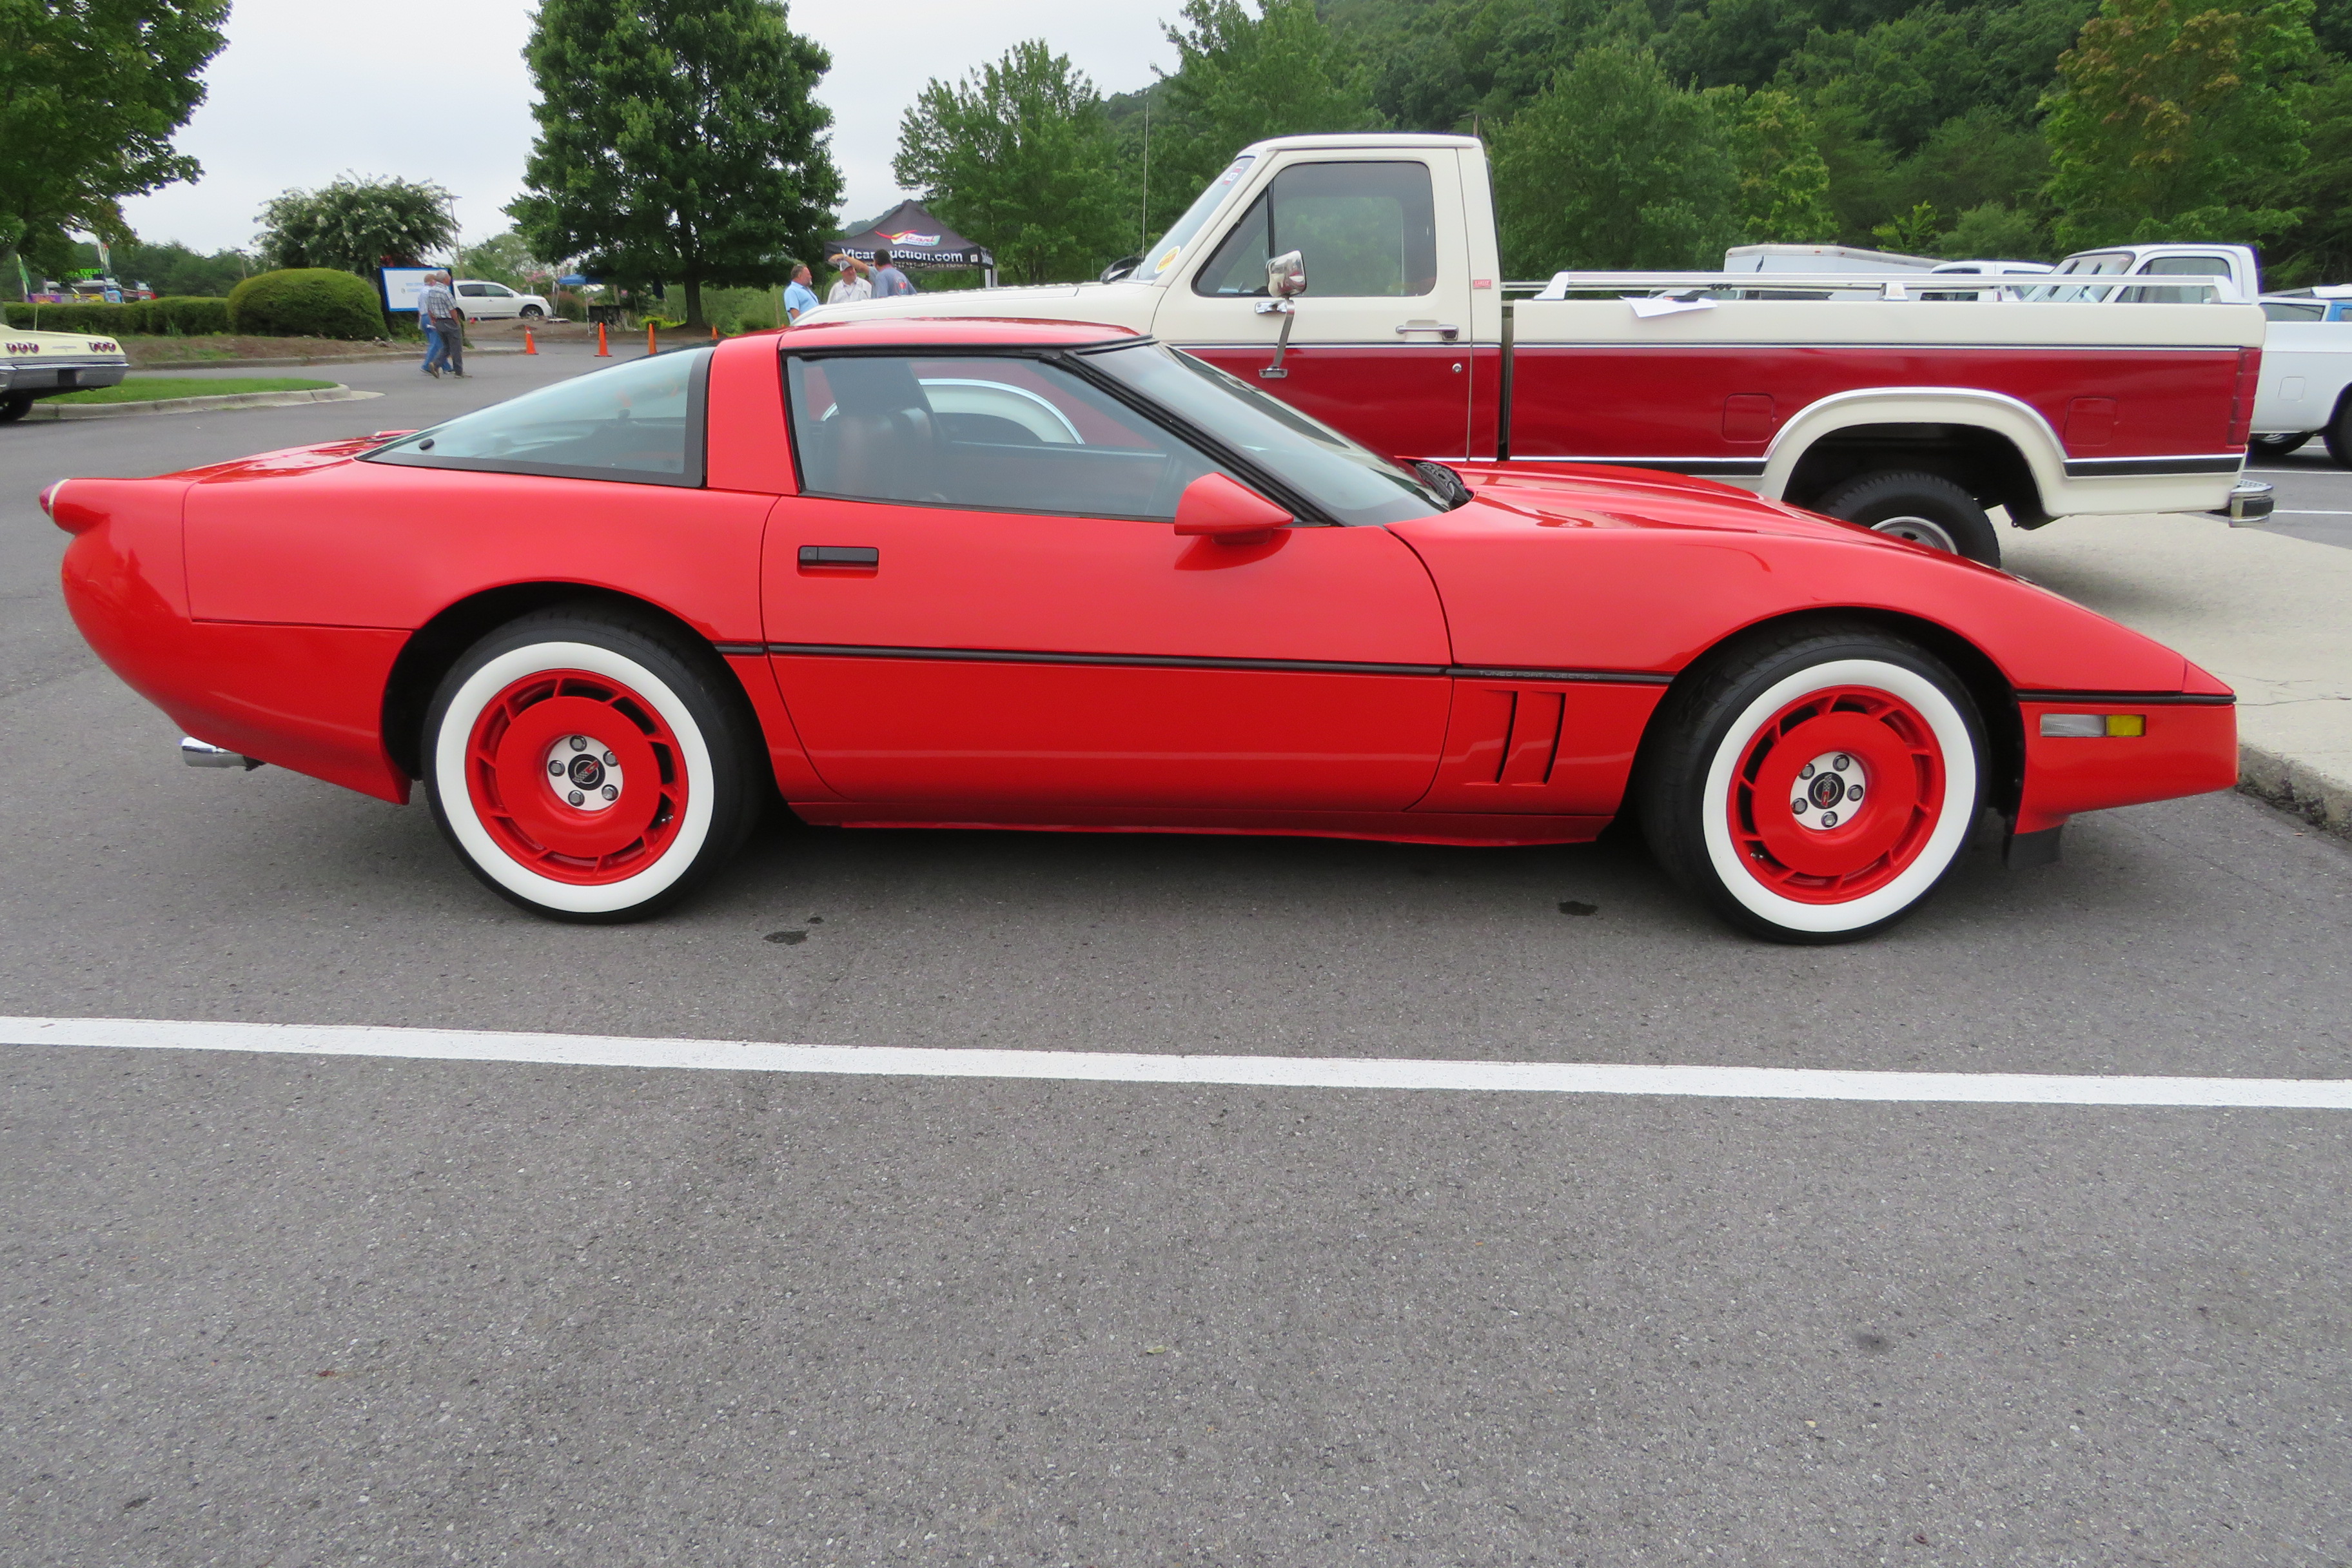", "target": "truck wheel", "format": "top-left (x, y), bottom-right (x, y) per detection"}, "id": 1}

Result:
top-left (2250, 432), bottom-right (2311, 458)
top-left (0, 393), bottom-right (34, 424)
top-left (1638, 622), bottom-right (1985, 943)
top-left (2325, 405), bottom-right (2352, 468)
top-left (1812, 471), bottom-right (2000, 568)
